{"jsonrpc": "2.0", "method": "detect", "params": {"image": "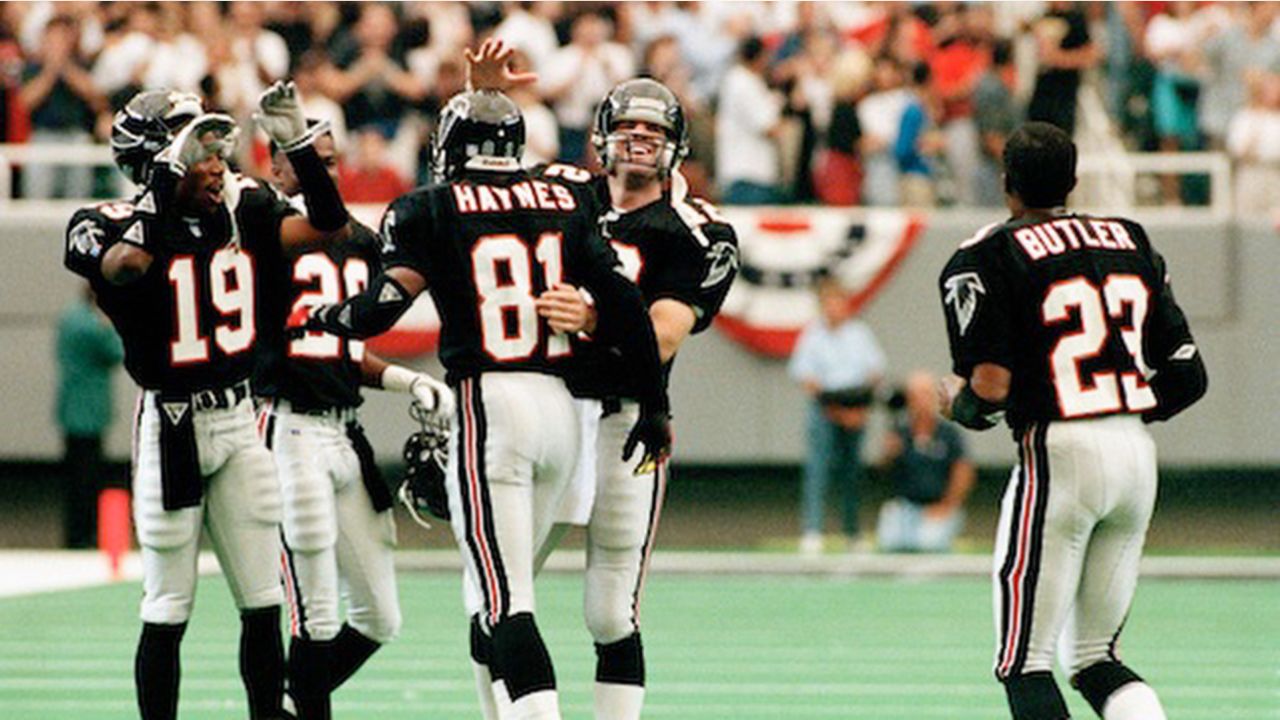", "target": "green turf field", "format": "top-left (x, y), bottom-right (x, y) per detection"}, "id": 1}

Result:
top-left (0, 572), bottom-right (1274, 719)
